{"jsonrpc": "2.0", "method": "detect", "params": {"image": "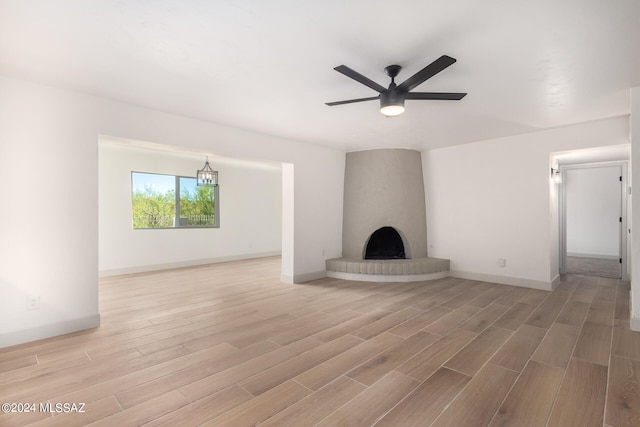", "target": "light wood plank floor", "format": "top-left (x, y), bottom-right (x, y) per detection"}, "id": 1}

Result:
top-left (1, 256), bottom-right (640, 426)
